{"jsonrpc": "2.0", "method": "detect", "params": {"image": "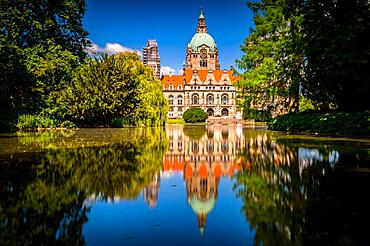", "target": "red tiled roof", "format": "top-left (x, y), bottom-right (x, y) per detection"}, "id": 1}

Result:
top-left (182, 69), bottom-right (240, 83)
top-left (162, 75), bottom-right (185, 90)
